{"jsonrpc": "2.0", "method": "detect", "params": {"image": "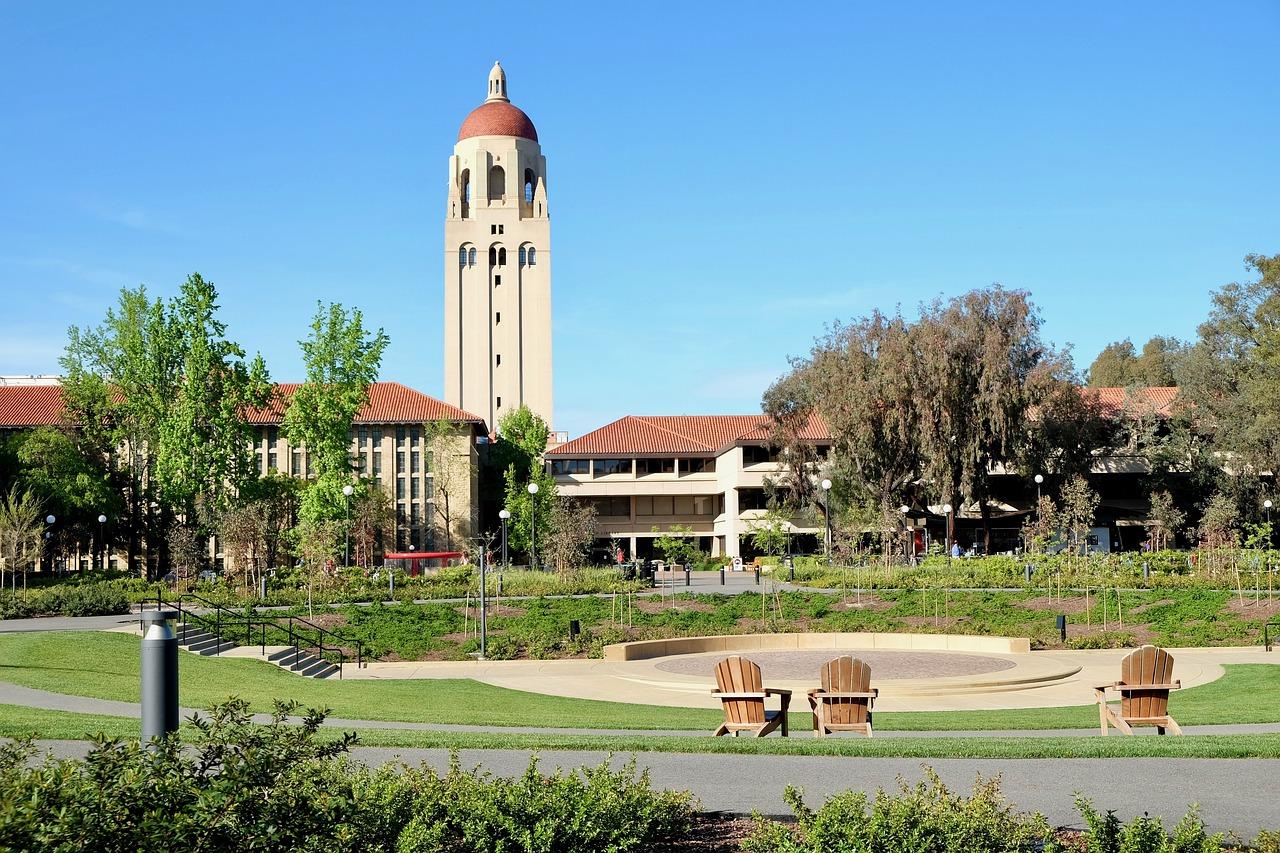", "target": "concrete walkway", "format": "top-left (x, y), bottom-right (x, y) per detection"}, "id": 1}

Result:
top-left (24, 739), bottom-right (1280, 835)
